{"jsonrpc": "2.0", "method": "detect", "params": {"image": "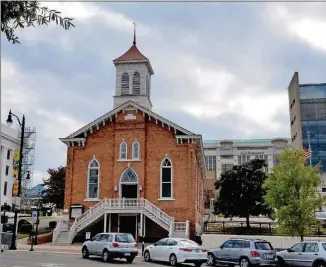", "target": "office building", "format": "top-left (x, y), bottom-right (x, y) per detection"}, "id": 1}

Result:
top-left (288, 72), bottom-right (326, 191)
top-left (203, 138), bottom-right (291, 212)
top-left (1, 123), bottom-right (19, 207)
